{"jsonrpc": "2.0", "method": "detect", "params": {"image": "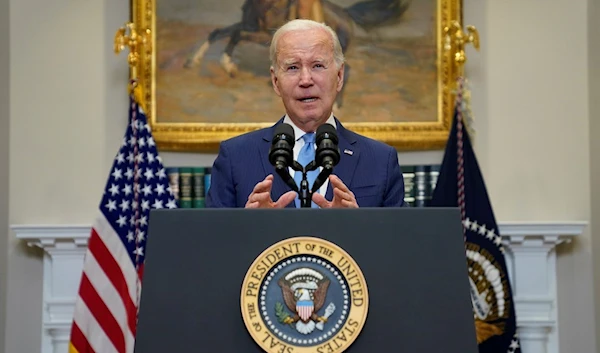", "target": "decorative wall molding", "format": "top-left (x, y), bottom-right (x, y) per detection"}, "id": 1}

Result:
top-left (12, 224), bottom-right (91, 353)
top-left (499, 221), bottom-right (586, 353)
top-left (14, 224), bottom-right (91, 247)
top-left (11, 221), bottom-right (587, 353)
